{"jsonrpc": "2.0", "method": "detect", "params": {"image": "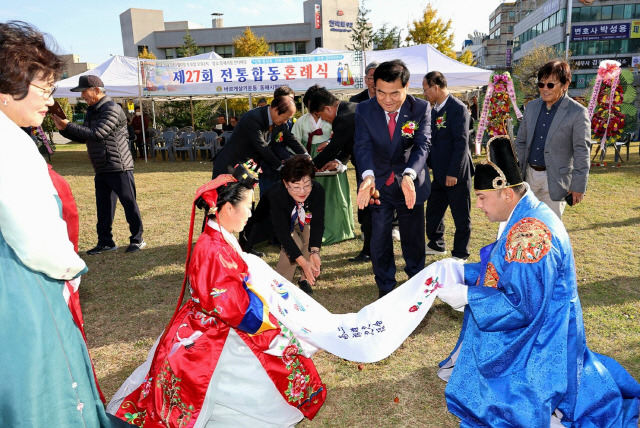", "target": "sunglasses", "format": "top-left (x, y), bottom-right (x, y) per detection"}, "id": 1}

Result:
top-left (537, 82), bottom-right (558, 89)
